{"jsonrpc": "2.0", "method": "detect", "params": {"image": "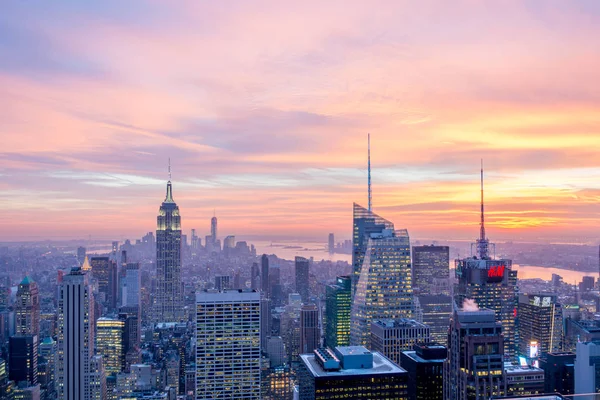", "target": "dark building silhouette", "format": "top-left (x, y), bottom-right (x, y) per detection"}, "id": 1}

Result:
top-left (90, 256), bottom-right (118, 311)
top-left (401, 343), bottom-right (446, 400)
top-left (9, 335), bottom-right (38, 385)
top-left (540, 352), bottom-right (575, 395)
top-left (261, 255), bottom-right (270, 297)
top-left (295, 257), bottom-right (310, 303)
